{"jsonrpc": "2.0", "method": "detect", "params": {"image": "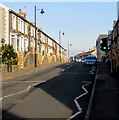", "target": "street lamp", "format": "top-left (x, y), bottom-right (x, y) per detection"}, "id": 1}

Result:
top-left (59, 31), bottom-right (65, 45)
top-left (68, 43), bottom-right (72, 59)
top-left (34, 6), bottom-right (45, 67)
top-left (59, 31), bottom-right (65, 62)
